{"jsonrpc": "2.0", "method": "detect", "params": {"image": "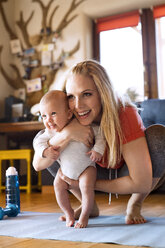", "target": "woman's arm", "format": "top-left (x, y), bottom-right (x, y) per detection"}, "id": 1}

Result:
top-left (49, 118), bottom-right (94, 150)
top-left (95, 136), bottom-right (152, 194)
